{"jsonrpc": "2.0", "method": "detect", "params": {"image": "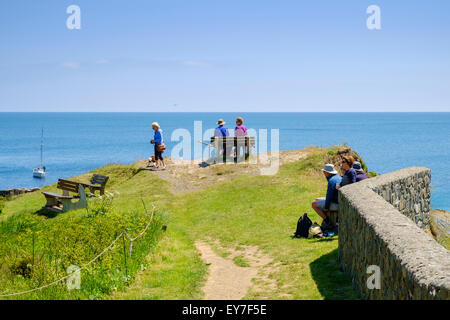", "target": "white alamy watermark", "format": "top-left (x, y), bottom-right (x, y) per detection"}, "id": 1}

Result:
top-left (169, 121), bottom-right (280, 175)
top-left (66, 5), bottom-right (81, 30)
top-left (366, 5), bottom-right (381, 30)
top-left (366, 265), bottom-right (381, 290)
top-left (66, 265), bottom-right (81, 290)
